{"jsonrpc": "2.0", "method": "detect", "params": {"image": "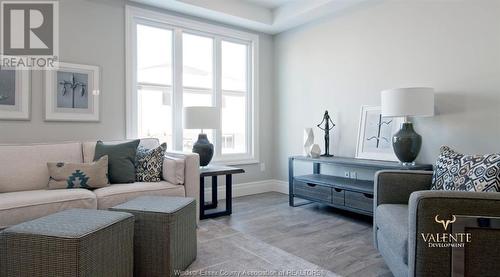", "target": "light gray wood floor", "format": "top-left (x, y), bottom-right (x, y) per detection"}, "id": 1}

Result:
top-left (213, 192), bottom-right (392, 277)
